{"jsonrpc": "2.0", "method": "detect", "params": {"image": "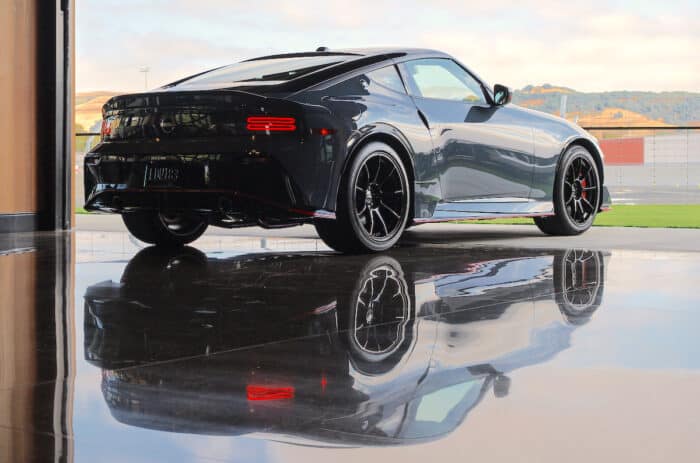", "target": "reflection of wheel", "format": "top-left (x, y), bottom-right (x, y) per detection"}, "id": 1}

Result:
top-left (315, 142), bottom-right (410, 253)
top-left (122, 211), bottom-right (208, 247)
top-left (554, 249), bottom-right (604, 324)
top-left (535, 145), bottom-right (601, 235)
top-left (121, 246), bottom-right (207, 287)
top-left (340, 255), bottom-right (413, 375)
